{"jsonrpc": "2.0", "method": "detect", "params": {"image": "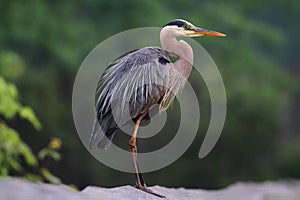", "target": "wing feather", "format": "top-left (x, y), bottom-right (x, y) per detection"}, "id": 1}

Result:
top-left (90, 47), bottom-right (171, 149)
